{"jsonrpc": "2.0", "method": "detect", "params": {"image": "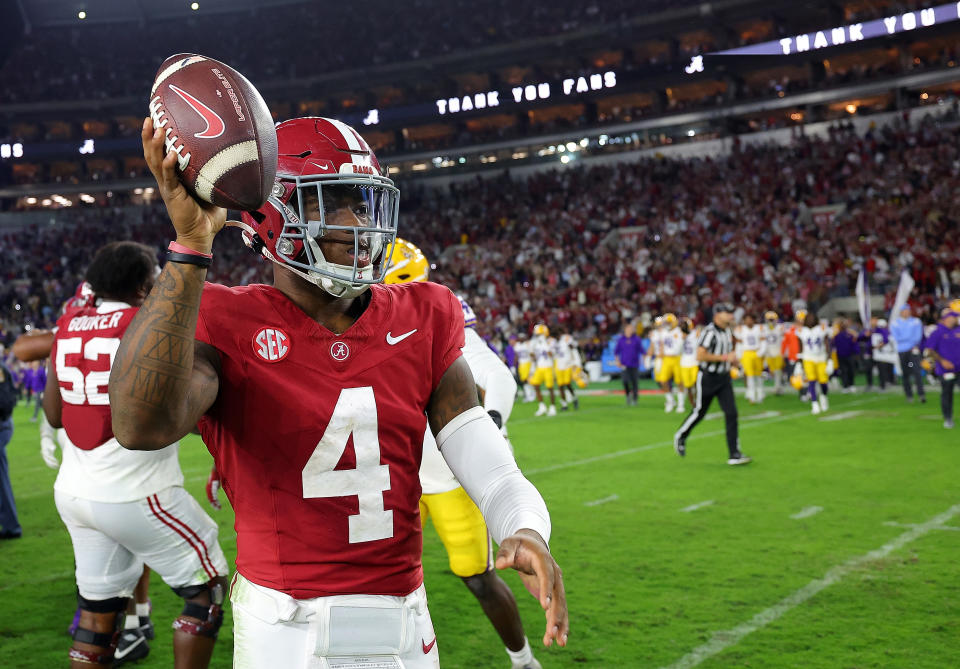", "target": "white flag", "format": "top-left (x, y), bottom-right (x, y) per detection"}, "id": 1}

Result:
top-left (889, 270), bottom-right (915, 323)
top-left (855, 268), bottom-right (871, 328)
